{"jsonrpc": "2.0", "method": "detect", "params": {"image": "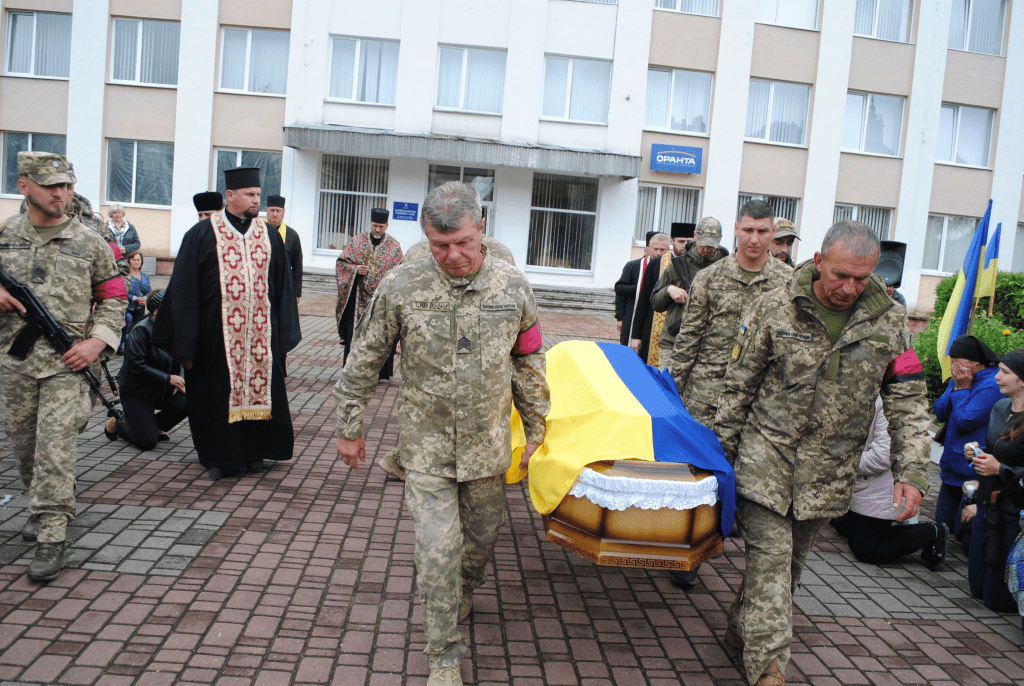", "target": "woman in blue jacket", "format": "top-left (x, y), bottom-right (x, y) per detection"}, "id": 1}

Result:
top-left (932, 336), bottom-right (1004, 531)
